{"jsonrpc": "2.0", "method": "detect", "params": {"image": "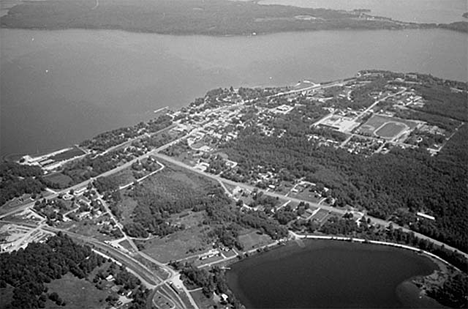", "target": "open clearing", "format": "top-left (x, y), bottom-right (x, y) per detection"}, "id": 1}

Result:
top-left (375, 122), bottom-right (407, 138)
top-left (140, 222), bottom-right (213, 263)
top-left (238, 230), bottom-right (273, 250)
top-left (357, 114), bottom-right (418, 138)
top-left (49, 146), bottom-right (86, 161)
top-left (43, 172), bottom-right (73, 187)
top-left (45, 273), bottom-right (108, 309)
